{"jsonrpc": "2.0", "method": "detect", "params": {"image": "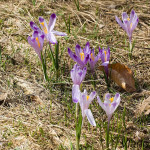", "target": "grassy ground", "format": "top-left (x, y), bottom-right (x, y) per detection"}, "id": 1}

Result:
top-left (0, 0), bottom-right (150, 149)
